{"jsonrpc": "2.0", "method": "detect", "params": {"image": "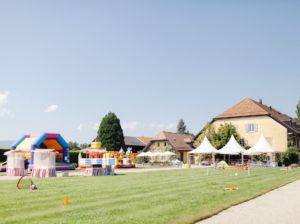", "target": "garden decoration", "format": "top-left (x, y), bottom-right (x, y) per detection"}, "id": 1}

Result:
top-left (16, 175), bottom-right (37, 190)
